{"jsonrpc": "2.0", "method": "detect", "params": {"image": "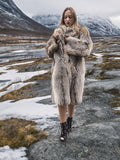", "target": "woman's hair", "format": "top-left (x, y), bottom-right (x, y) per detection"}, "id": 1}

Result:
top-left (59, 7), bottom-right (89, 37)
